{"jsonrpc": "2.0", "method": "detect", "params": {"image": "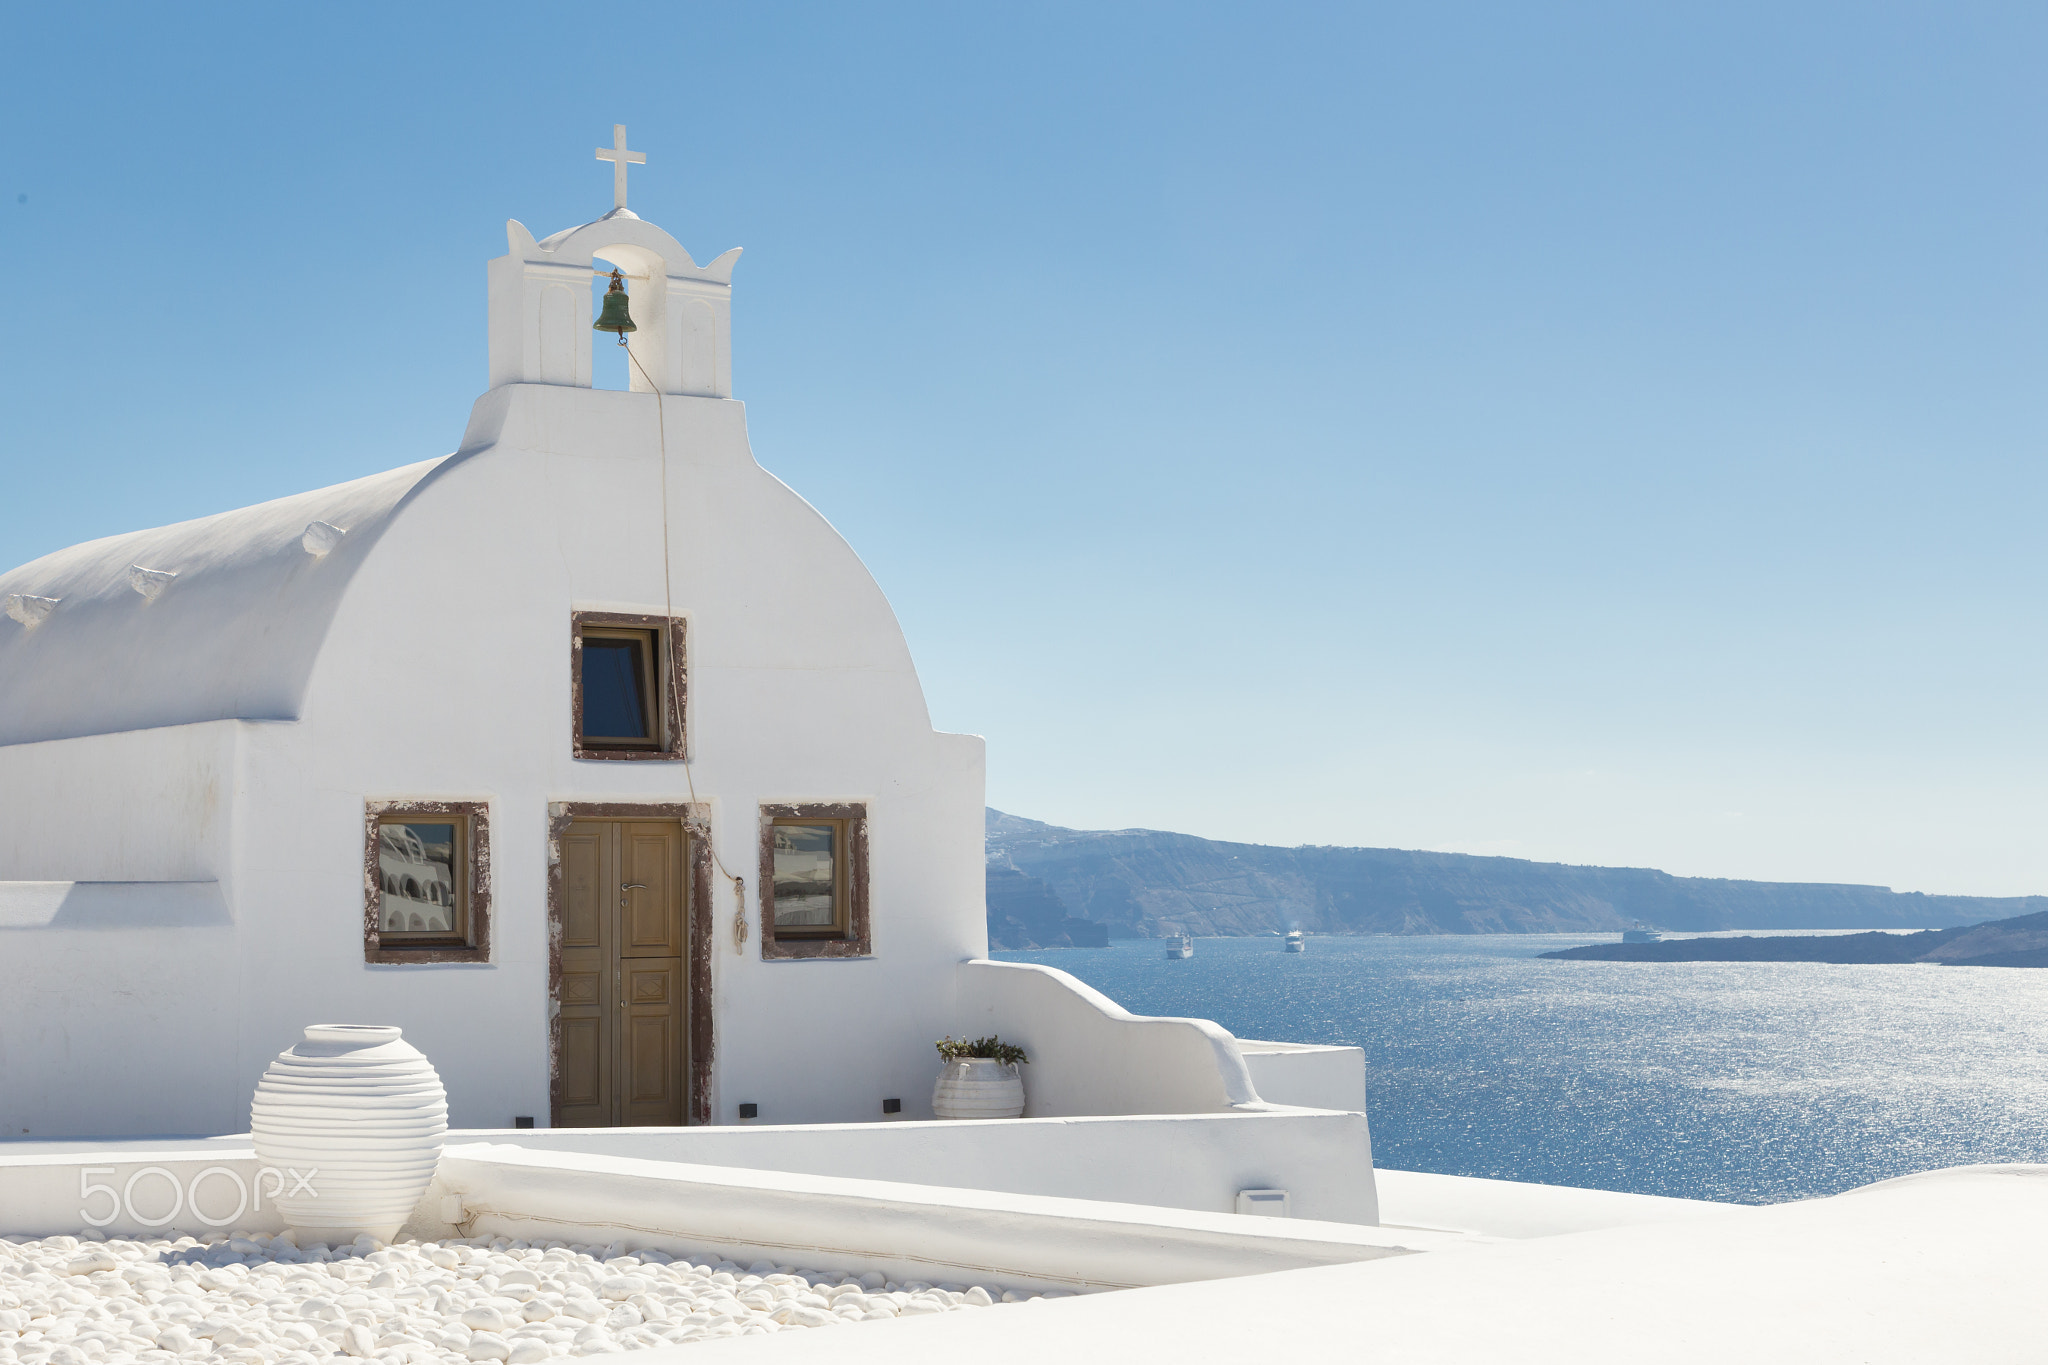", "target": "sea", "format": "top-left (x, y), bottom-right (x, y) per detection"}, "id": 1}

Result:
top-left (990, 932), bottom-right (2048, 1204)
